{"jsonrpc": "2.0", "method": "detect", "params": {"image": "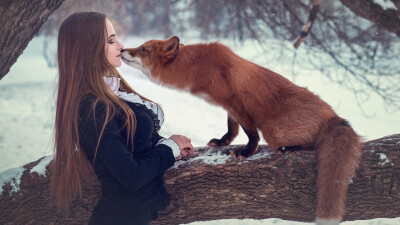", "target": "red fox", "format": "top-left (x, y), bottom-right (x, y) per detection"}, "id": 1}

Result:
top-left (121, 36), bottom-right (362, 224)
